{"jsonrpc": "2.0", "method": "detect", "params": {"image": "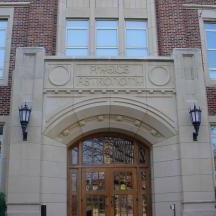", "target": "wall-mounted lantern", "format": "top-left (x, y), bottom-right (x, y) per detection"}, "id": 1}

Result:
top-left (19, 103), bottom-right (31, 141)
top-left (189, 105), bottom-right (202, 141)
